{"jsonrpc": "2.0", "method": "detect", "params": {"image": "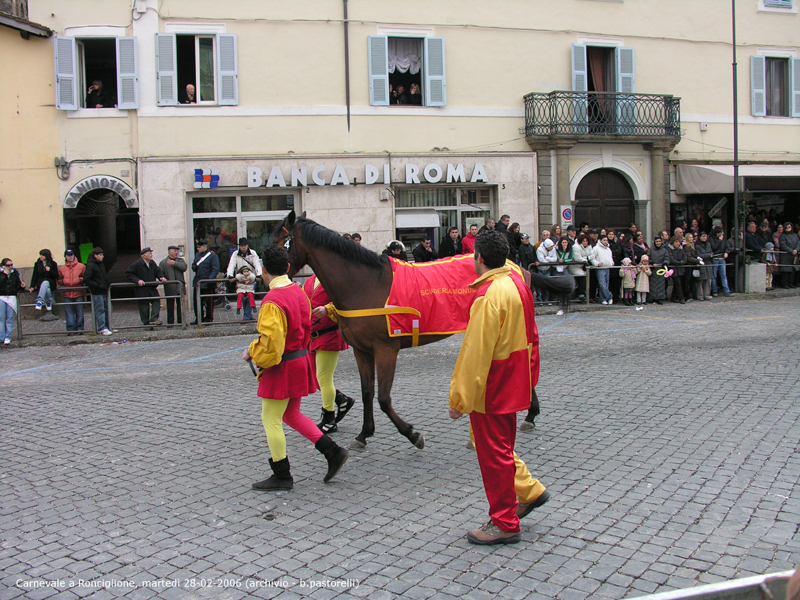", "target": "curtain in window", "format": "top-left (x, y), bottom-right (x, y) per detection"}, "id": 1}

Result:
top-left (765, 58), bottom-right (786, 116)
top-left (587, 47), bottom-right (615, 122)
top-left (388, 38), bottom-right (422, 74)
